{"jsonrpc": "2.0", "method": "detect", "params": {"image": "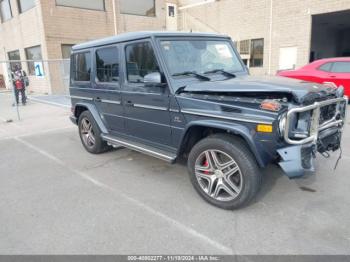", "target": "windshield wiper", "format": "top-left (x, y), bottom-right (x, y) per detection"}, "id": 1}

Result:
top-left (172, 71), bottom-right (210, 81)
top-left (204, 69), bottom-right (236, 78)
